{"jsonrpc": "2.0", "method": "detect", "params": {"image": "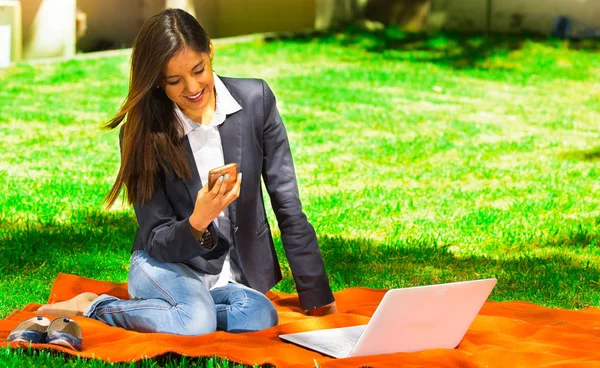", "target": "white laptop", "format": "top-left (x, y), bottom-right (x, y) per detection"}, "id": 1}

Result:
top-left (279, 278), bottom-right (497, 358)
